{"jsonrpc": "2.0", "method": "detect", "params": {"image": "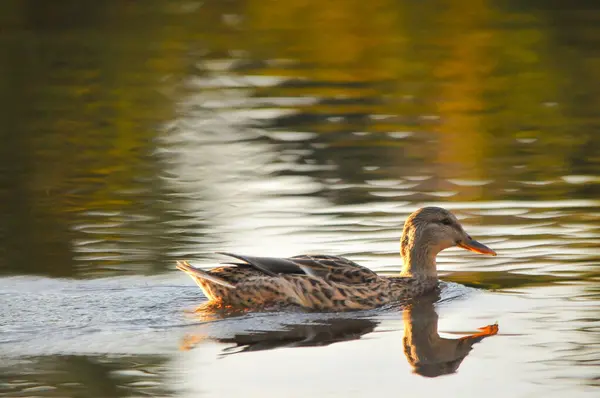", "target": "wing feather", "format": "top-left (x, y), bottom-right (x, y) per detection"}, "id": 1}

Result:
top-left (217, 252), bottom-right (379, 285)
